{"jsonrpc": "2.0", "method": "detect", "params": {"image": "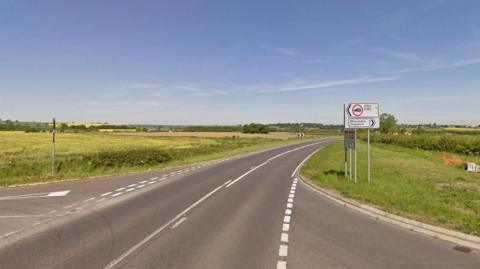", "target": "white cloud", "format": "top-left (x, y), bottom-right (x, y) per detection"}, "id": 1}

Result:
top-left (175, 84), bottom-right (227, 97)
top-left (374, 48), bottom-right (424, 62)
top-left (272, 47), bottom-right (299, 57)
top-left (257, 75), bottom-right (401, 93)
top-left (385, 58), bottom-right (480, 75)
